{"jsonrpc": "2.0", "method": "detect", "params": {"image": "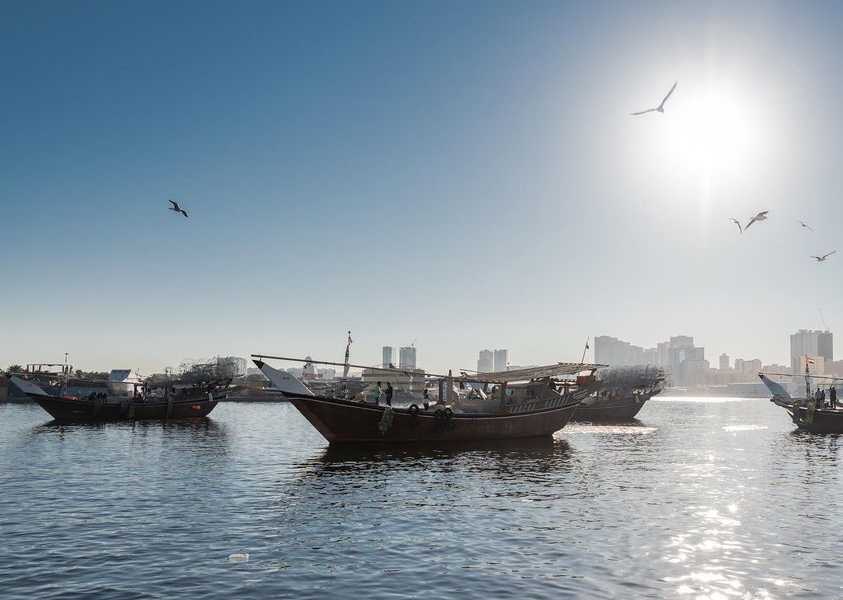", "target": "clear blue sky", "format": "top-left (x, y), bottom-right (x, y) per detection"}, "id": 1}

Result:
top-left (3, 1), bottom-right (843, 373)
